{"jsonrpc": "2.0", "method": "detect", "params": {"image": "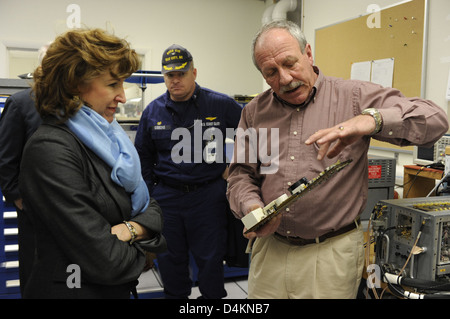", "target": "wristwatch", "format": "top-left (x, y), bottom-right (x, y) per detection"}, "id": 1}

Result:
top-left (123, 221), bottom-right (137, 245)
top-left (361, 108), bottom-right (383, 136)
